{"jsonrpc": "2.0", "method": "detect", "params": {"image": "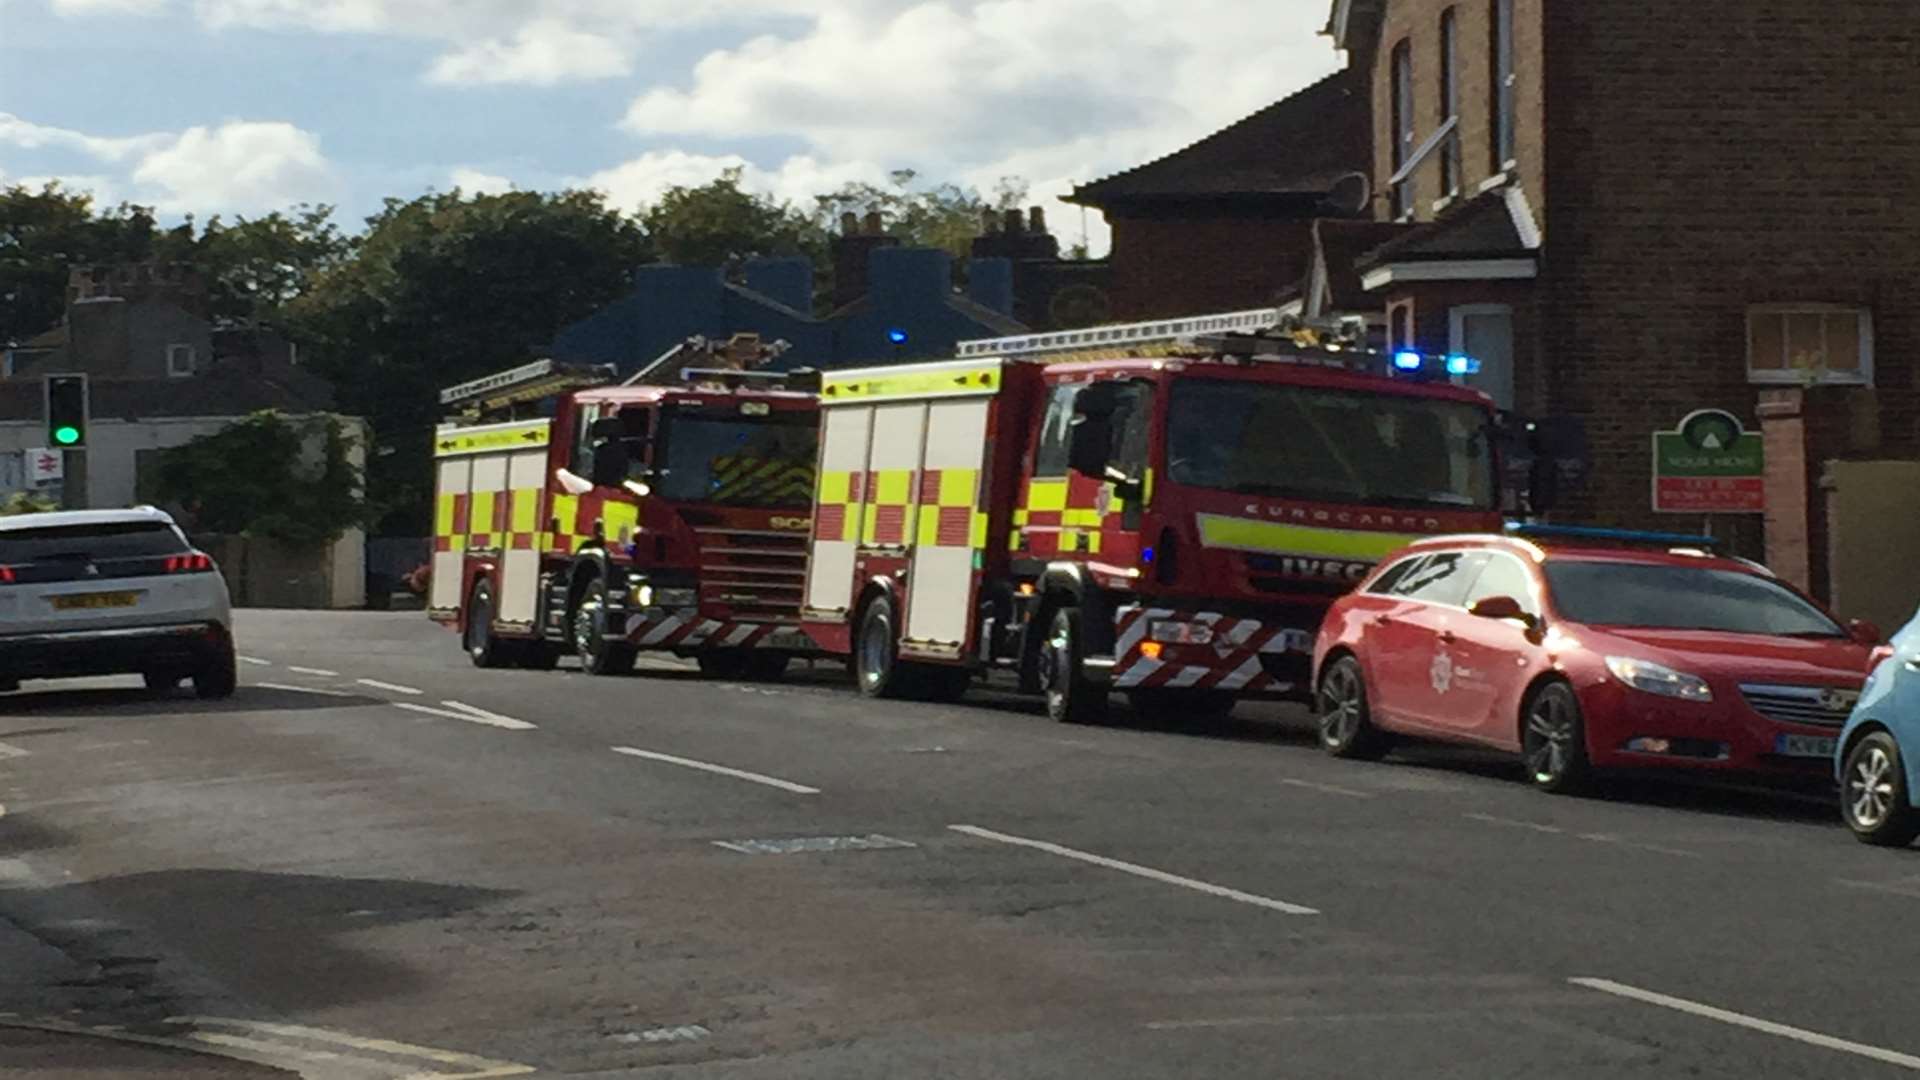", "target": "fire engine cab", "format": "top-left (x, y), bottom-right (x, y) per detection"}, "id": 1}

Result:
top-left (429, 351), bottom-right (821, 678)
top-left (798, 309), bottom-right (1507, 723)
